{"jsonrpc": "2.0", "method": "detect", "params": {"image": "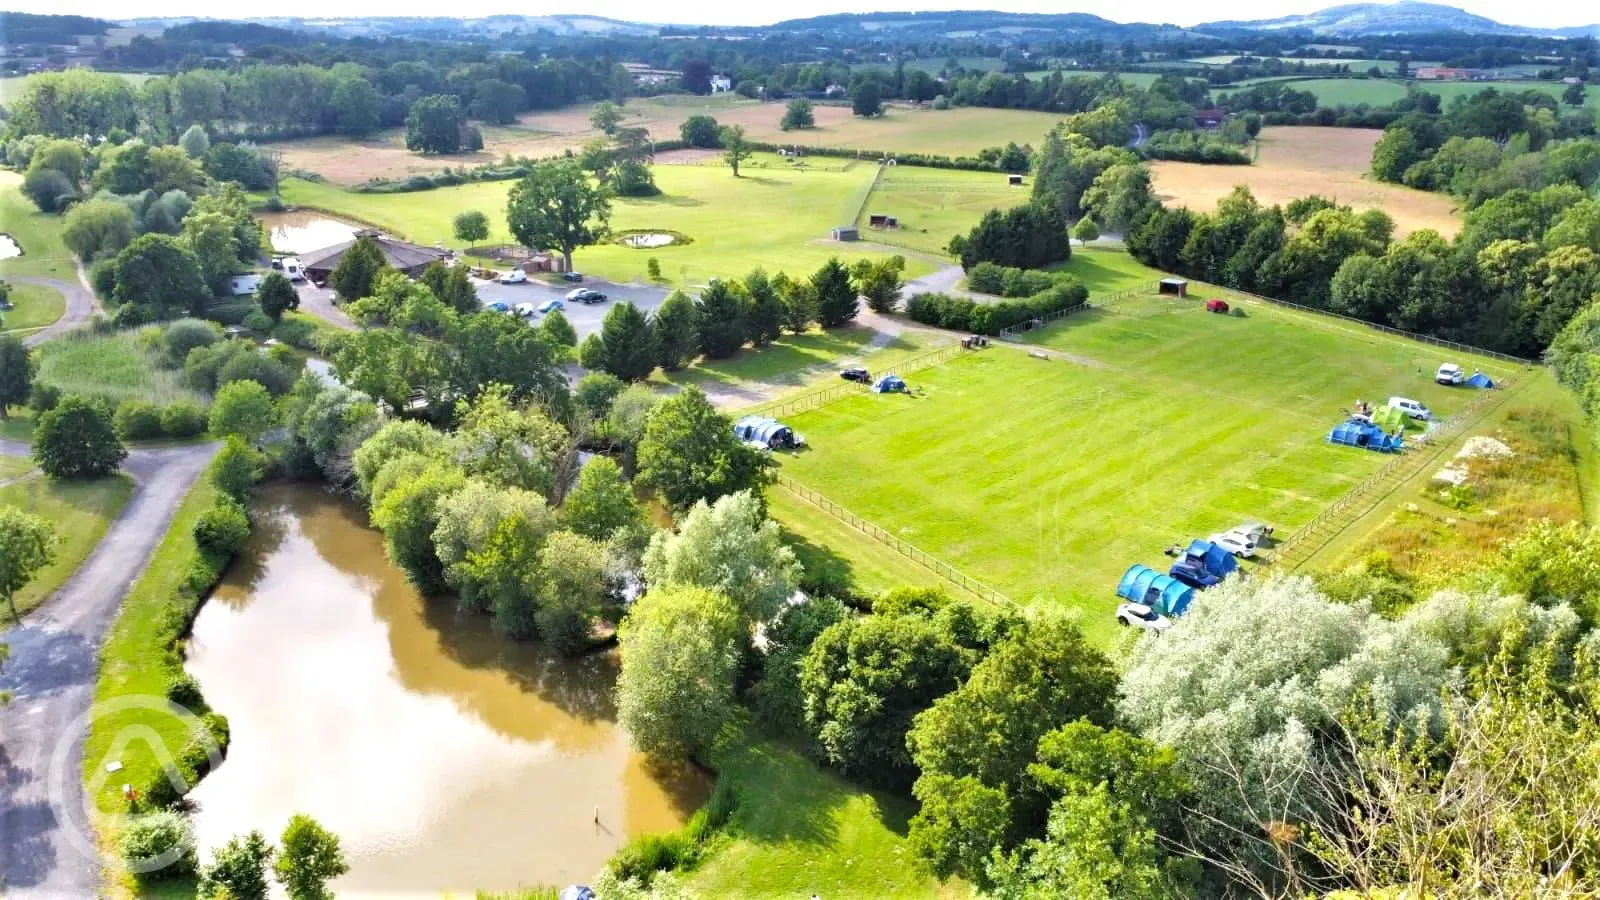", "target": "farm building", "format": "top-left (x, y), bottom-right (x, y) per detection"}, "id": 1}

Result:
top-left (1117, 564), bottom-right (1195, 618)
top-left (1158, 278), bottom-right (1189, 298)
top-left (867, 214), bottom-right (899, 229)
top-left (831, 226), bottom-right (860, 242)
top-left (1008, 174), bottom-right (1024, 186)
top-left (299, 230), bottom-right (451, 282)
